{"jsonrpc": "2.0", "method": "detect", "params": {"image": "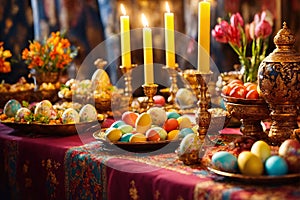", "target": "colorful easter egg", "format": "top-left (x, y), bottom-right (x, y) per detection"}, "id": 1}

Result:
top-left (163, 118), bottom-right (179, 132)
top-left (149, 126), bottom-right (167, 141)
top-left (145, 128), bottom-right (161, 141)
top-left (135, 113), bottom-right (152, 134)
top-left (4, 99), bottom-right (22, 117)
top-left (178, 128), bottom-right (194, 139)
top-left (121, 111), bottom-right (138, 127)
top-left (147, 107), bottom-right (167, 126)
top-left (129, 133), bottom-right (147, 143)
top-left (62, 108), bottom-right (80, 124)
top-left (167, 112), bottom-right (181, 119)
top-left (34, 100), bottom-right (53, 118)
top-left (211, 151), bottom-right (238, 173)
top-left (167, 129), bottom-right (180, 140)
top-left (79, 104), bottom-right (98, 122)
top-left (105, 128), bottom-right (122, 142)
top-left (177, 116), bottom-right (192, 129)
top-left (120, 133), bottom-right (133, 142)
top-left (15, 107), bottom-right (31, 122)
